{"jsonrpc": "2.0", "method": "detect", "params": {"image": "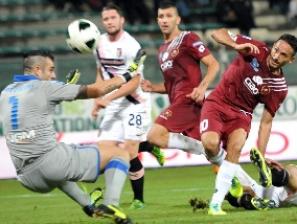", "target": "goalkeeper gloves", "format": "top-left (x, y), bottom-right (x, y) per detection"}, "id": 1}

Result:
top-left (128, 49), bottom-right (147, 73)
top-left (66, 69), bottom-right (81, 84)
top-left (120, 49), bottom-right (147, 82)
